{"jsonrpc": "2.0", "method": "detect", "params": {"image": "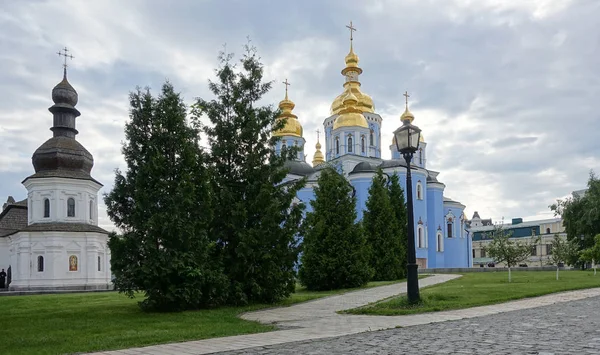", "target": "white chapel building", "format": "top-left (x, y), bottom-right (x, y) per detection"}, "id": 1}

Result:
top-left (0, 66), bottom-right (111, 291)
